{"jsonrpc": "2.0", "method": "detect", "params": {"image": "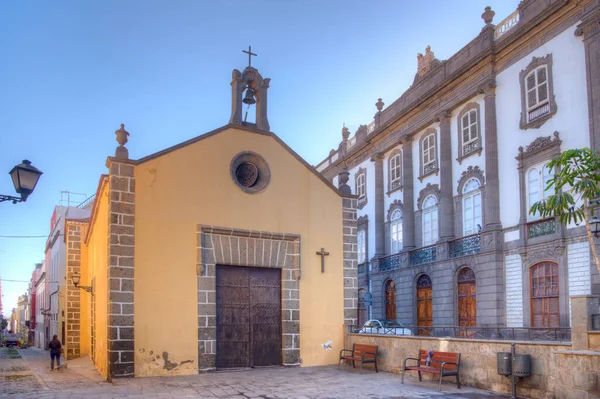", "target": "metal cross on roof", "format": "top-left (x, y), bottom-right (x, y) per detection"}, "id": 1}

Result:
top-left (242, 45), bottom-right (257, 67)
